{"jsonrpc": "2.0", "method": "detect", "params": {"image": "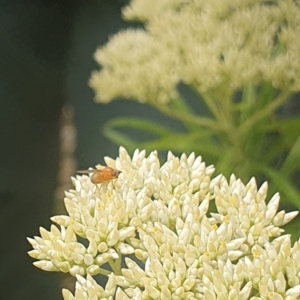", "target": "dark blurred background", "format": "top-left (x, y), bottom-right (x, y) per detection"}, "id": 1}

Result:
top-left (0, 0), bottom-right (138, 299)
top-left (0, 0), bottom-right (181, 297)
